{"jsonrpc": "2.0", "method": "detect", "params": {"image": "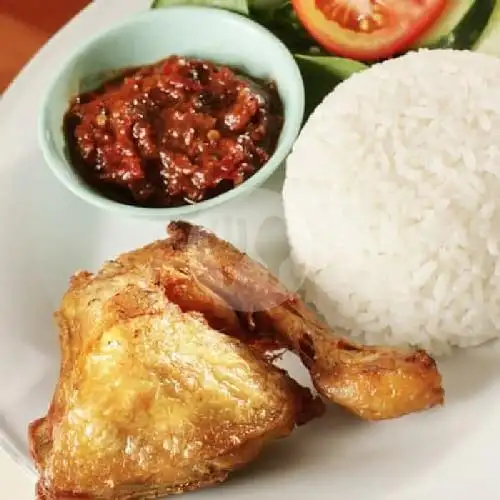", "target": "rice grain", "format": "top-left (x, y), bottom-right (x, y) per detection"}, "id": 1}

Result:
top-left (283, 49), bottom-right (500, 355)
